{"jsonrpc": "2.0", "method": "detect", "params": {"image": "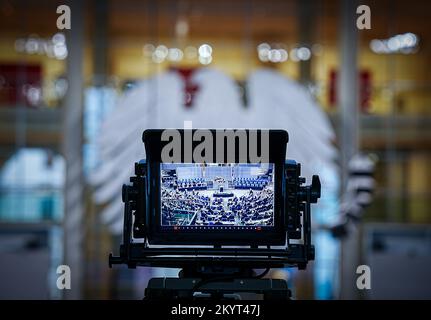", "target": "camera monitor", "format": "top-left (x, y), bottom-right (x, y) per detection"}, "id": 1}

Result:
top-left (160, 163), bottom-right (275, 230)
top-left (141, 129), bottom-right (288, 246)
